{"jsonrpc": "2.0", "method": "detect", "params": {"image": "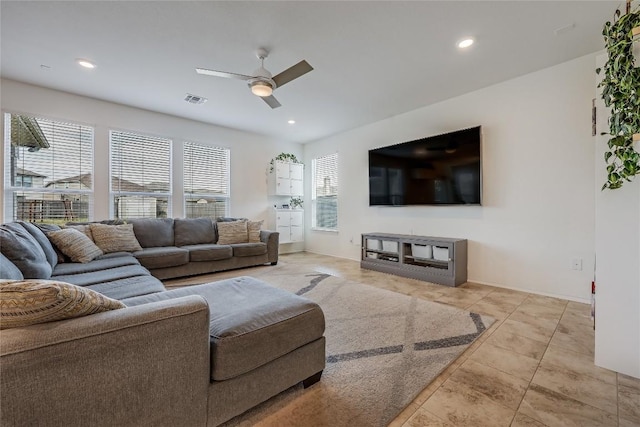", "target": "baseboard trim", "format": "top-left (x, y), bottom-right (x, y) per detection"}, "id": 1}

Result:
top-left (301, 250), bottom-right (590, 304)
